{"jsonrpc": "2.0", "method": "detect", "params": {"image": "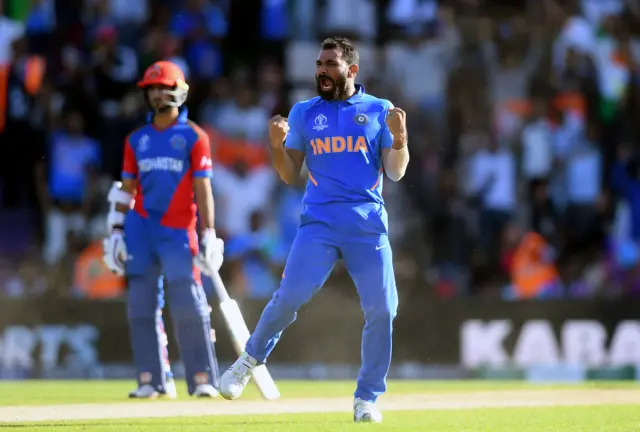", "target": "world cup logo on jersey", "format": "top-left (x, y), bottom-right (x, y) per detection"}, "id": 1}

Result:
top-left (138, 134), bottom-right (149, 152)
top-left (313, 114), bottom-right (328, 131)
